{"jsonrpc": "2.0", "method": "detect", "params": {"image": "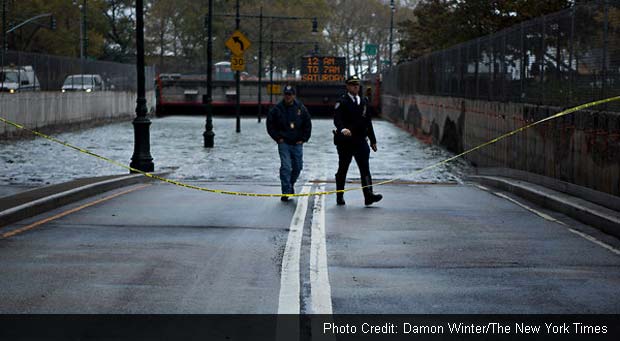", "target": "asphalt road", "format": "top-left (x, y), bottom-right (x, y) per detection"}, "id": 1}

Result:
top-left (0, 179), bottom-right (619, 314)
